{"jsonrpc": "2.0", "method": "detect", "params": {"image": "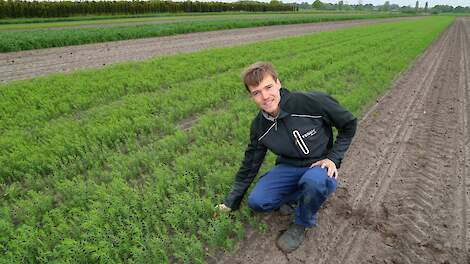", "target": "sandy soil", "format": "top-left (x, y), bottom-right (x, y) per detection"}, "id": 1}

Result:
top-left (214, 17), bottom-right (470, 264)
top-left (0, 17), bottom-right (415, 83)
